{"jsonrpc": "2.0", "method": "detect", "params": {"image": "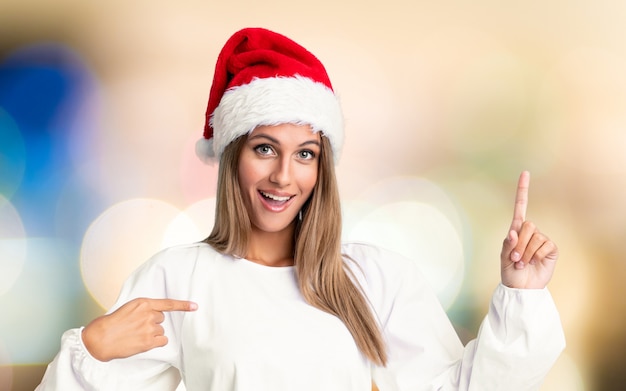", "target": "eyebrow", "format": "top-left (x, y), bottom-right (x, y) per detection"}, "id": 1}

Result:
top-left (248, 133), bottom-right (321, 148)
